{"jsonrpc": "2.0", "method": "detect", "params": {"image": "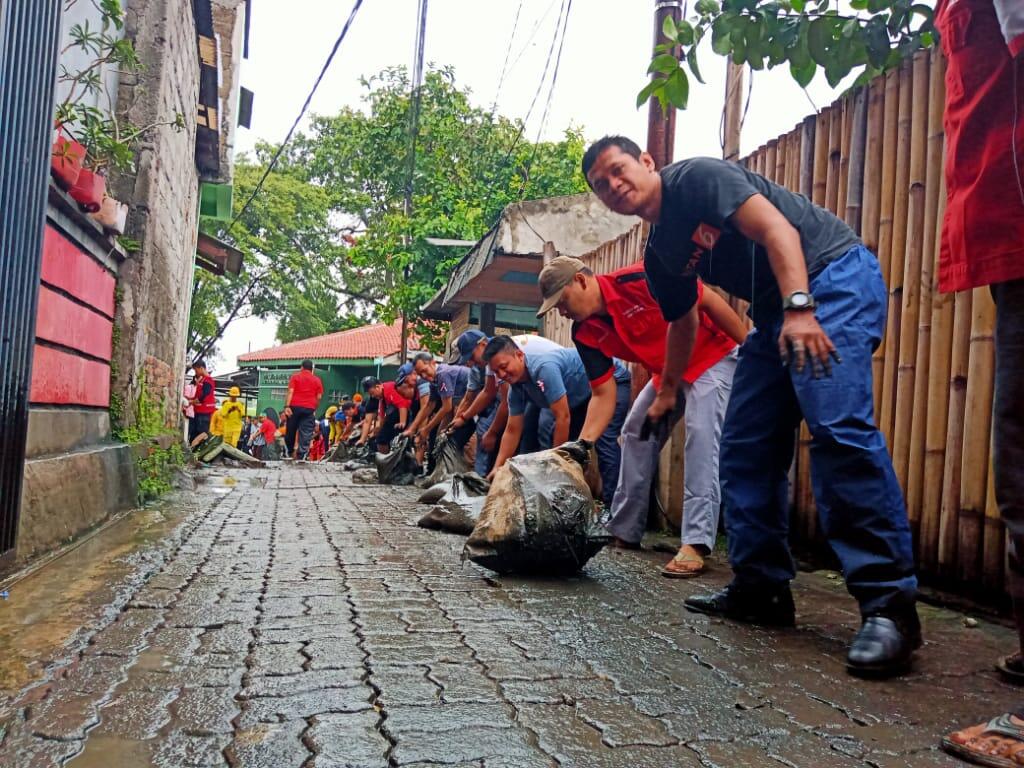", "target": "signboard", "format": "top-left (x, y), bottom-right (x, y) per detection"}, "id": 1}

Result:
top-left (260, 370), bottom-right (292, 387)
